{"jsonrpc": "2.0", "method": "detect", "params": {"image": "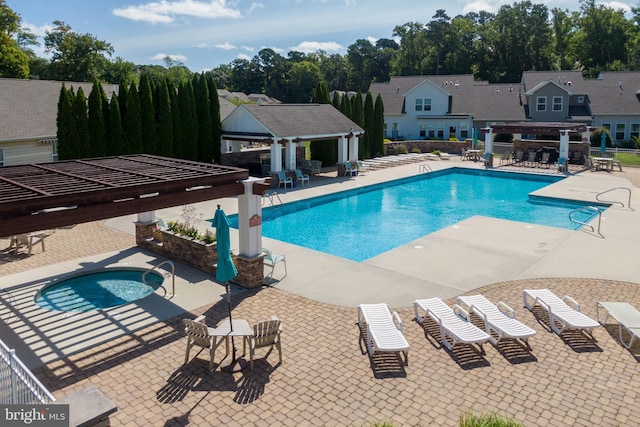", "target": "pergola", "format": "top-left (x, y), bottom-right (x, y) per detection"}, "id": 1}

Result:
top-left (0, 155), bottom-right (268, 237)
top-left (485, 121), bottom-right (588, 135)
